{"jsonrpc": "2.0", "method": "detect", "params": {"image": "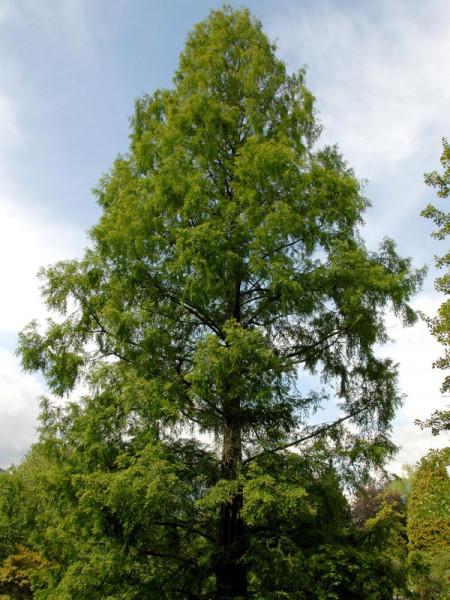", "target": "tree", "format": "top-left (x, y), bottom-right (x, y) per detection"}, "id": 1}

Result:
top-left (351, 480), bottom-right (406, 529)
top-left (418, 138), bottom-right (450, 435)
top-left (407, 448), bottom-right (450, 599)
top-left (387, 463), bottom-right (417, 504)
top-left (408, 448), bottom-right (450, 554)
top-left (0, 545), bottom-right (49, 600)
top-left (16, 7), bottom-right (424, 598)
top-left (1, 443), bottom-right (410, 600)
